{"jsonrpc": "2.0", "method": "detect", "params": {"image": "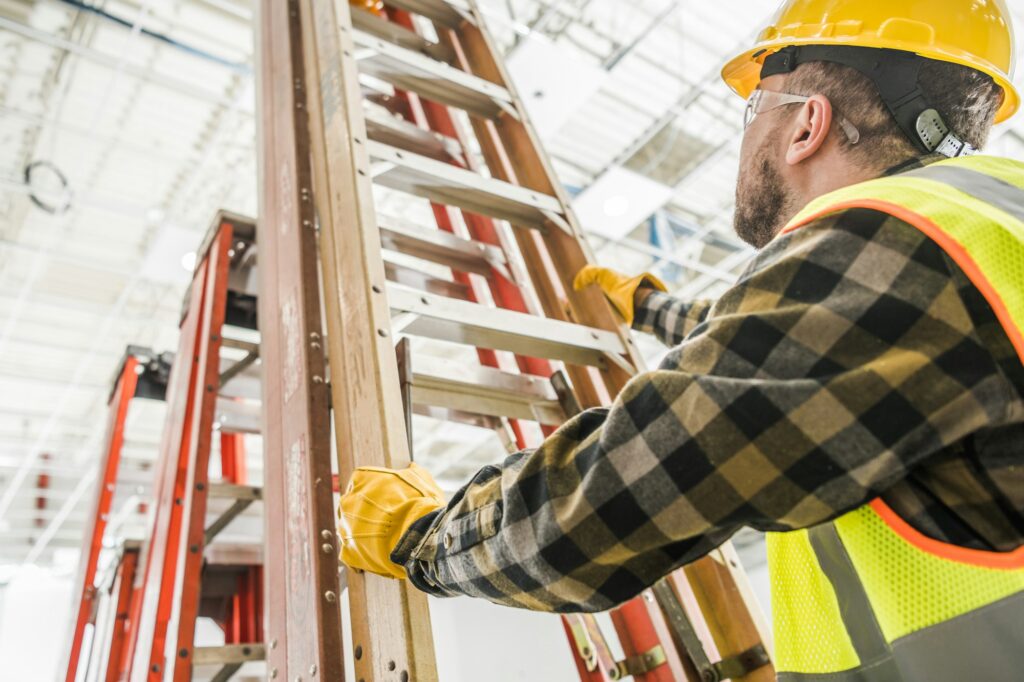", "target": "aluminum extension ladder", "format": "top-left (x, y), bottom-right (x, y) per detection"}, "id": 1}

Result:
top-left (256, 1), bottom-right (773, 681)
